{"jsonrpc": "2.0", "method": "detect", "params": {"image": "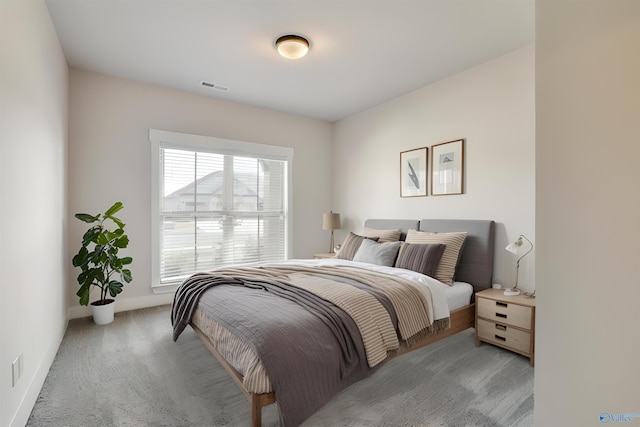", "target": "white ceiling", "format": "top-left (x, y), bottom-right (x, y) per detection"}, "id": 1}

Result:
top-left (45, 0), bottom-right (534, 122)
